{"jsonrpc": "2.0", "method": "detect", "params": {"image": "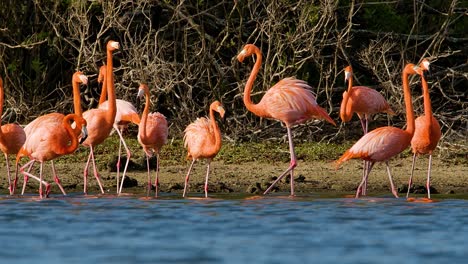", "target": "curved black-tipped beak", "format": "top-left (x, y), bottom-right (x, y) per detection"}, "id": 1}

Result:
top-left (423, 69), bottom-right (431, 79)
top-left (79, 126), bottom-right (88, 144)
